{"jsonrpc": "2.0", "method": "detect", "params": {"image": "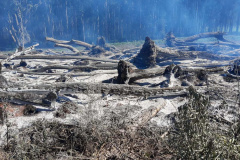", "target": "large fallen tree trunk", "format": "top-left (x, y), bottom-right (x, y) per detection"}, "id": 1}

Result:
top-left (24, 82), bottom-right (185, 97)
top-left (32, 64), bottom-right (117, 72)
top-left (182, 32), bottom-right (229, 43)
top-left (165, 32), bottom-right (240, 50)
top-left (46, 37), bottom-right (93, 48)
top-left (71, 39), bottom-right (93, 48)
top-left (117, 60), bottom-right (226, 84)
top-left (0, 55), bottom-right (118, 63)
top-left (156, 47), bottom-right (232, 61)
top-left (16, 70), bottom-right (117, 76)
top-left (128, 67), bottom-right (225, 83)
